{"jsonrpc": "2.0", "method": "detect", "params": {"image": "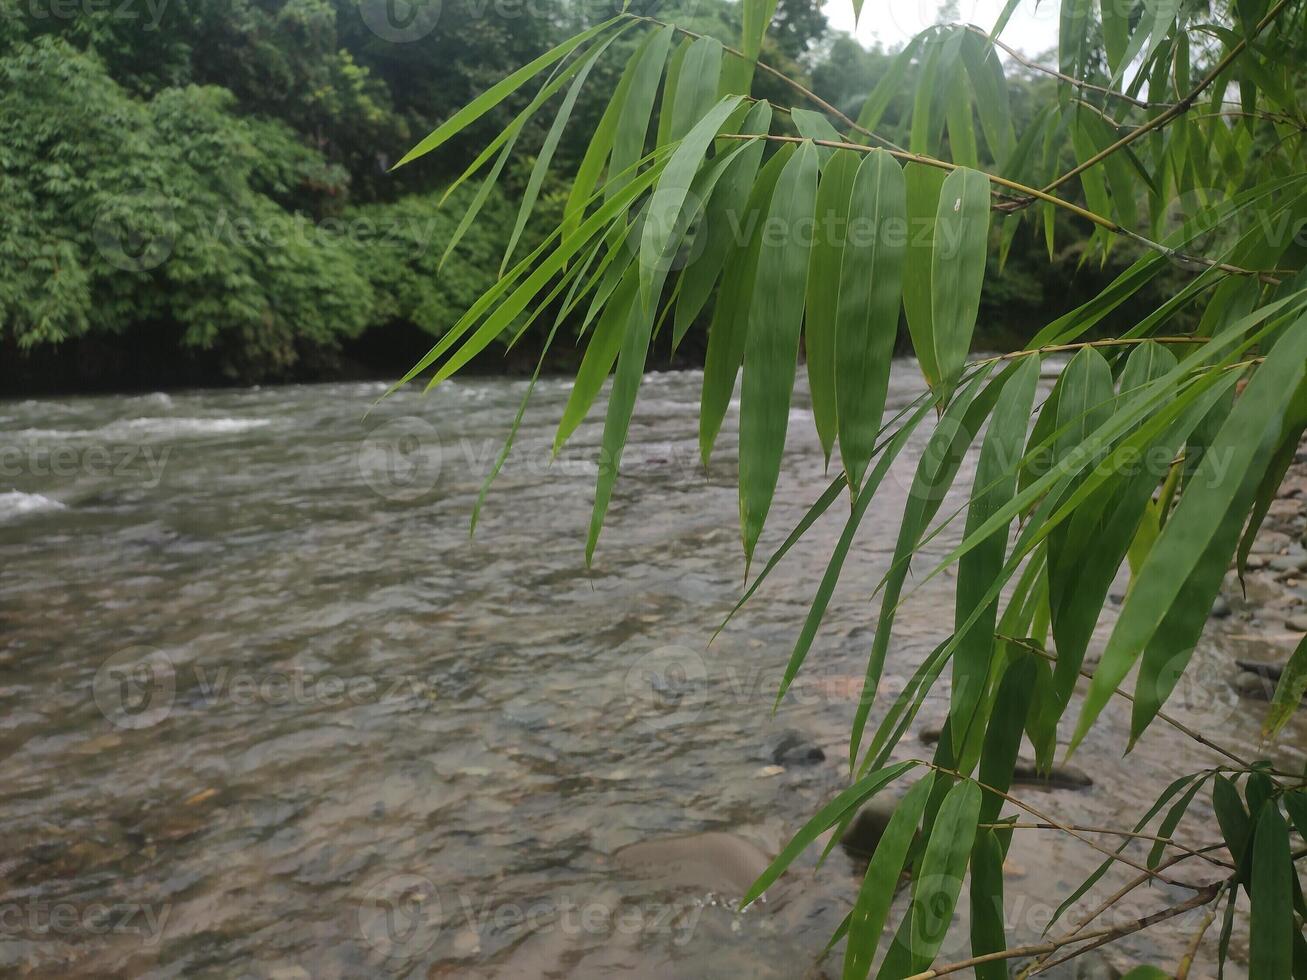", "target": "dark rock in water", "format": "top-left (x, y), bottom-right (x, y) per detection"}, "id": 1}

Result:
top-left (1237, 658), bottom-right (1284, 682)
top-left (1288, 614), bottom-right (1307, 633)
top-left (1210, 594), bottom-right (1232, 618)
top-left (1011, 759), bottom-right (1094, 790)
top-left (612, 831), bottom-right (773, 899)
top-left (840, 800), bottom-right (898, 859)
top-left (1235, 671), bottom-right (1278, 700)
top-left (918, 725), bottom-right (943, 746)
top-left (770, 729), bottom-right (826, 766)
